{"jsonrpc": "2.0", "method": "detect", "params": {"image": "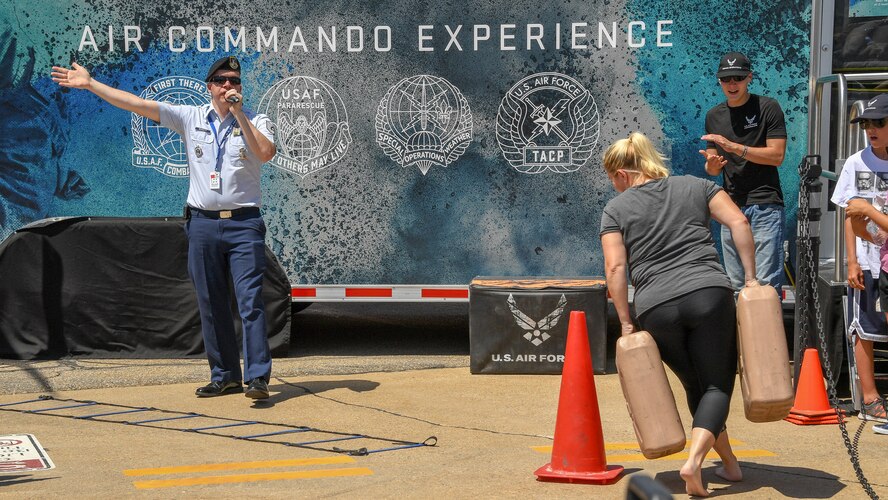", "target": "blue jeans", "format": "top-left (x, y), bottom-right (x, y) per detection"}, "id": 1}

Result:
top-left (721, 203), bottom-right (785, 294)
